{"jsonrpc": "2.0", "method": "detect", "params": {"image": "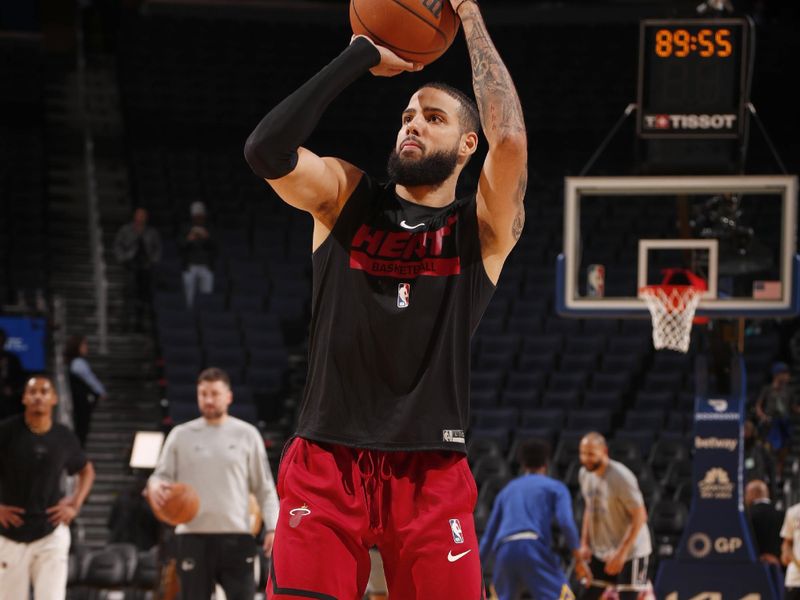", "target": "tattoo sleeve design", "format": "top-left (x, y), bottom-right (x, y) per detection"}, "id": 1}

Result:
top-left (459, 3), bottom-right (527, 242)
top-left (459, 4), bottom-right (526, 140)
